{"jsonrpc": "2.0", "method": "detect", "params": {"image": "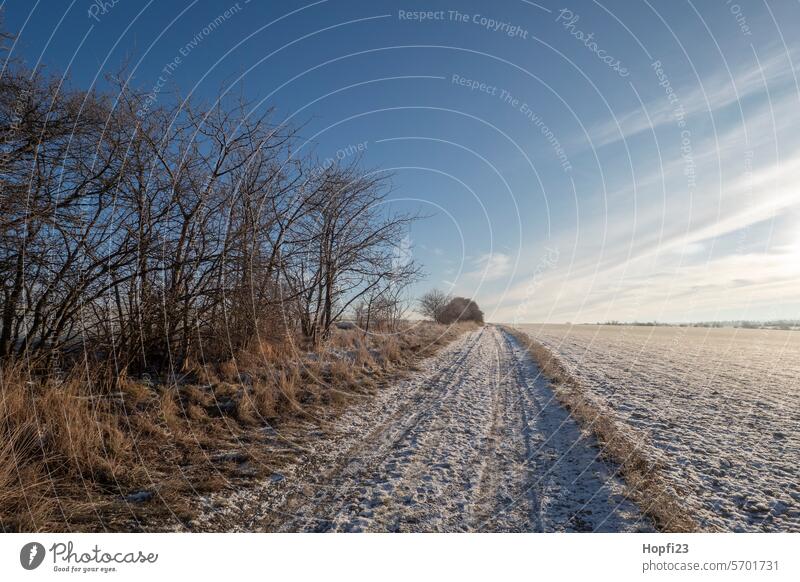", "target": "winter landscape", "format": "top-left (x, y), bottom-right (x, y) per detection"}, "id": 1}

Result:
top-left (515, 324), bottom-right (800, 532)
top-left (2, 1), bottom-right (799, 545)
